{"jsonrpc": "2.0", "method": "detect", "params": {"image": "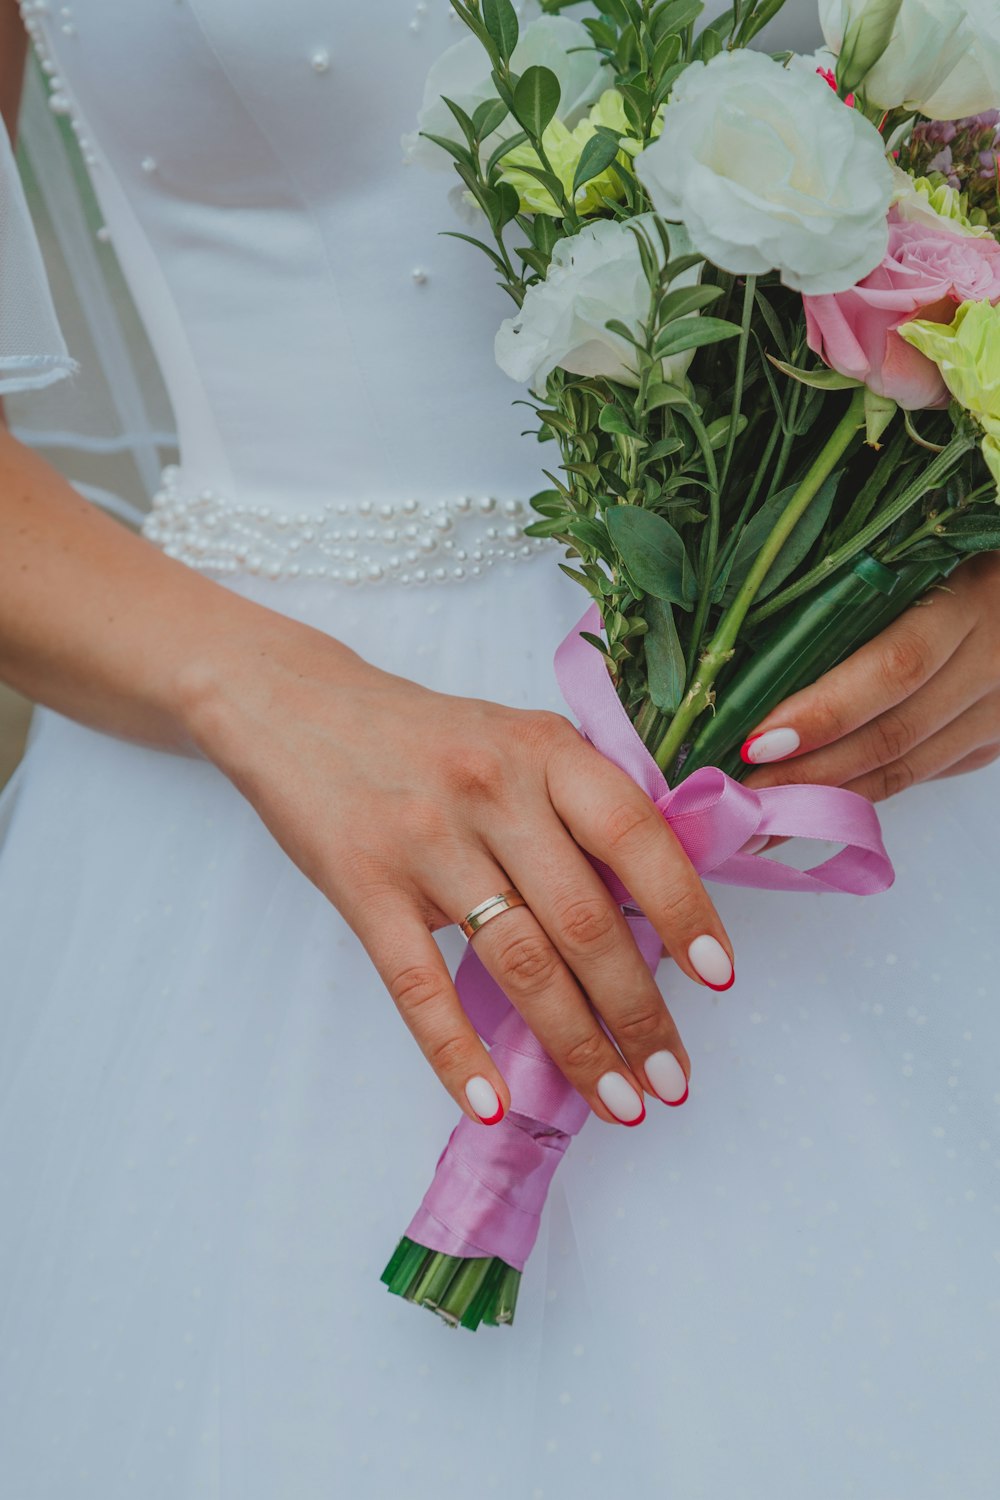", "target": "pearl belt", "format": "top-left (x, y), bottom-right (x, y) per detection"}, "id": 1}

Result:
top-left (141, 467), bottom-right (550, 586)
